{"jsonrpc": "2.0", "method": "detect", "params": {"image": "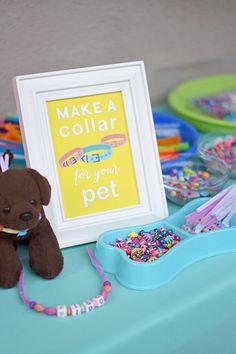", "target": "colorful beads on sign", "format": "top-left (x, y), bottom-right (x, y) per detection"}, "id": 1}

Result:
top-left (111, 227), bottom-right (181, 262)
